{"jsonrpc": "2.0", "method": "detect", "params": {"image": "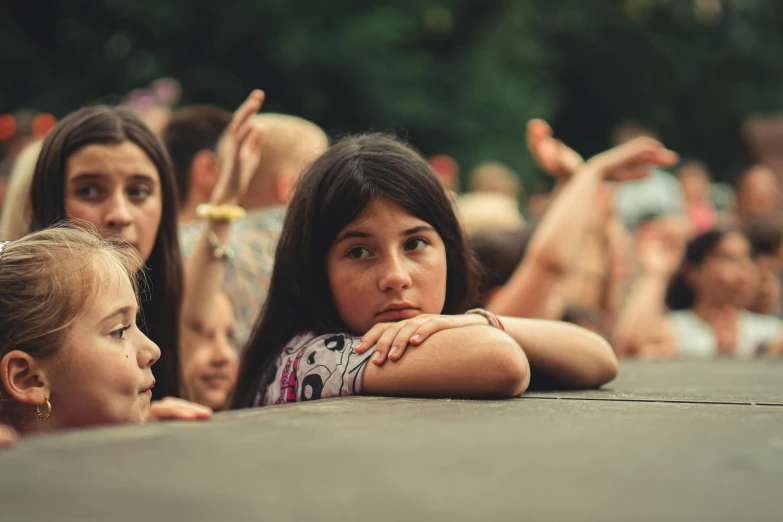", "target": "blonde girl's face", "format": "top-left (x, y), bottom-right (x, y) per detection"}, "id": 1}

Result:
top-left (326, 198), bottom-right (448, 335)
top-left (40, 259), bottom-right (161, 429)
top-left (64, 141), bottom-right (163, 263)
